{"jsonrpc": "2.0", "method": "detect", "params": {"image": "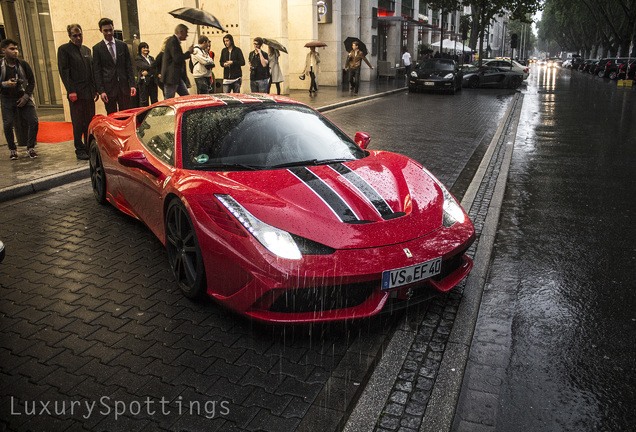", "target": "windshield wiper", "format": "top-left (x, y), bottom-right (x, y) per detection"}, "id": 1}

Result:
top-left (269, 158), bottom-right (354, 169)
top-left (199, 163), bottom-right (263, 171)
